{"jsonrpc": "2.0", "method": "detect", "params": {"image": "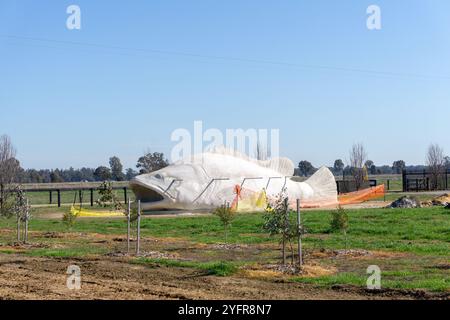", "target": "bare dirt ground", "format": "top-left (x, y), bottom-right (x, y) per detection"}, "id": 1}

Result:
top-left (1, 212), bottom-right (448, 301)
top-left (0, 253), bottom-right (439, 300)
